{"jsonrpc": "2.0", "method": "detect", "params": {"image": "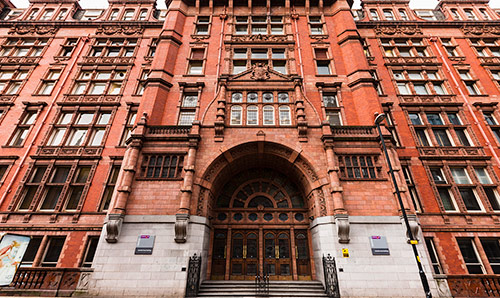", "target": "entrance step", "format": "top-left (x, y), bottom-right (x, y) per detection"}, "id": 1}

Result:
top-left (197, 280), bottom-right (329, 298)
